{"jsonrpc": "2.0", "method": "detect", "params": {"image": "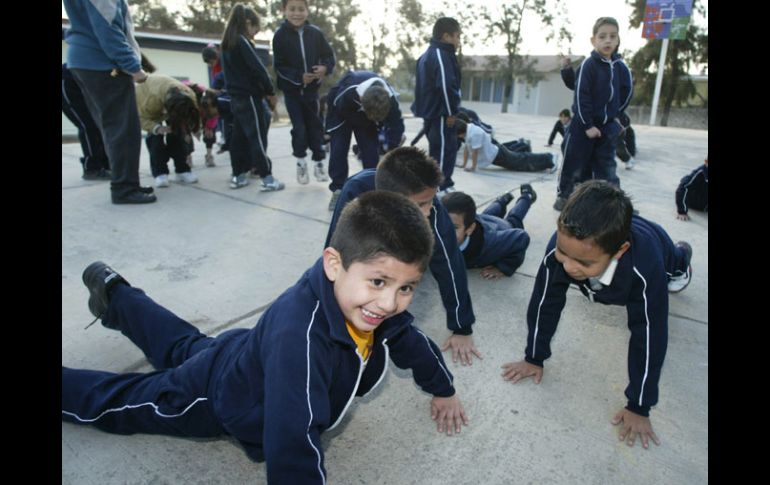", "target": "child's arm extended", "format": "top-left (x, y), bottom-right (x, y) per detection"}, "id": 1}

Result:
top-left (464, 148), bottom-right (479, 172)
top-left (431, 395), bottom-right (469, 435)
